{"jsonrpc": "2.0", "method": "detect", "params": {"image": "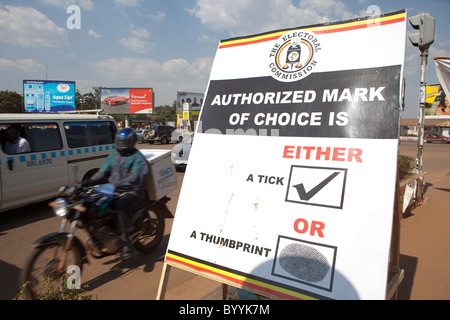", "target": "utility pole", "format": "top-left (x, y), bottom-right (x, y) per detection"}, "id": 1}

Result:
top-left (416, 48), bottom-right (428, 204)
top-left (408, 13), bottom-right (435, 204)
